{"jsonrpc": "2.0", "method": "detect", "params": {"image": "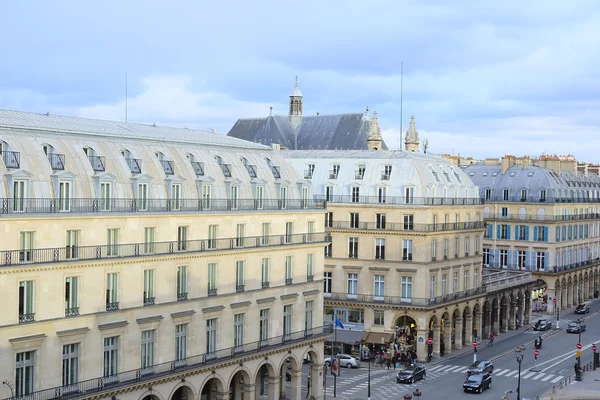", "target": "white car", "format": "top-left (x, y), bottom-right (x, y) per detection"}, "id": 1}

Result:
top-left (324, 354), bottom-right (361, 368)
